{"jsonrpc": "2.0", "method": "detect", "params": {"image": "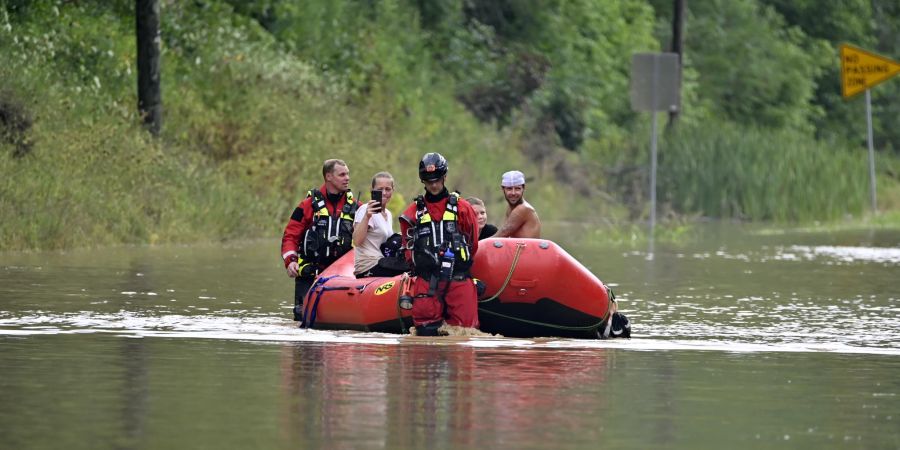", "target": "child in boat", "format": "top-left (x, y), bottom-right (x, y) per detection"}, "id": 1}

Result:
top-left (466, 197), bottom-right (497, 240)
